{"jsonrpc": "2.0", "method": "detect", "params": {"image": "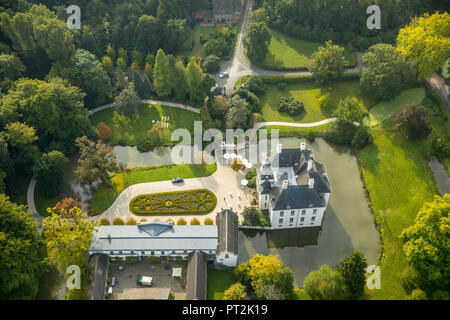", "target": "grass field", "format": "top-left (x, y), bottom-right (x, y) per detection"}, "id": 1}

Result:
top-left (89, 163), bottom-right (217, 214)
top-left (262, 29), bottom-right (354, 69)
top-left (362, 88), bottom-right (426, 127)
top-left (206, 267), bottom-right (235, 300)
top-left (90, 103), bottom-right (200, 147)
top-left (260, 80), bottom-right (376, 123)
top-left (357, 90), bottom-right (449, 299)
